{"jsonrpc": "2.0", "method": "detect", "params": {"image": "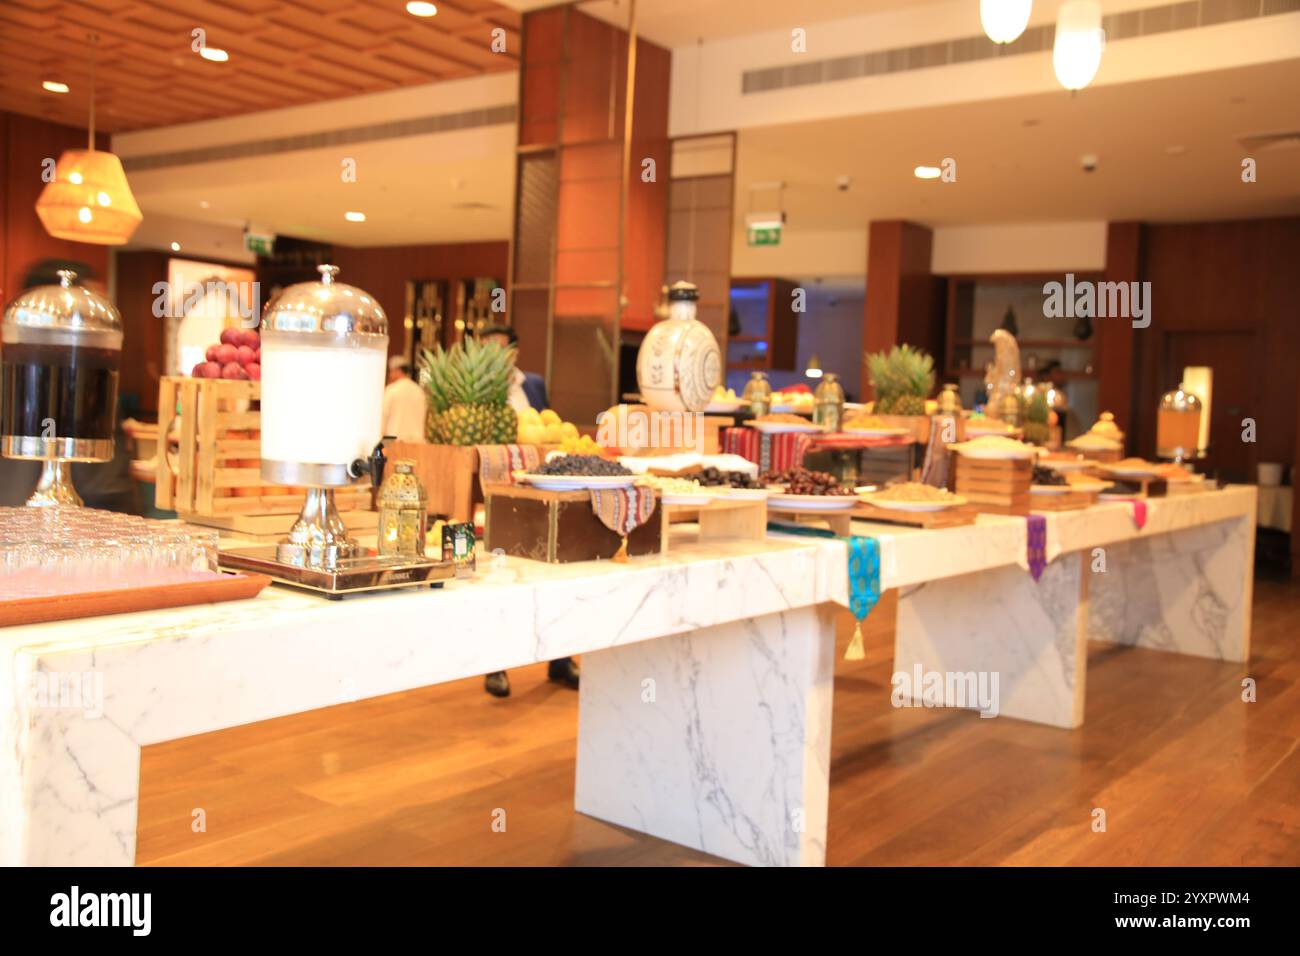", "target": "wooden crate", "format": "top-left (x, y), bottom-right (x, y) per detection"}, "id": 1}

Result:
top-left (853, 501), bottom-right (977, 528)
top-left (156, 376), bottom-right (372, 525)
top-left (954, 456), bottom-right (1032, 516)
top-left (484, 485), bottom-right (662, 563)
top-left (660, 496), bottom-right (767, 552)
